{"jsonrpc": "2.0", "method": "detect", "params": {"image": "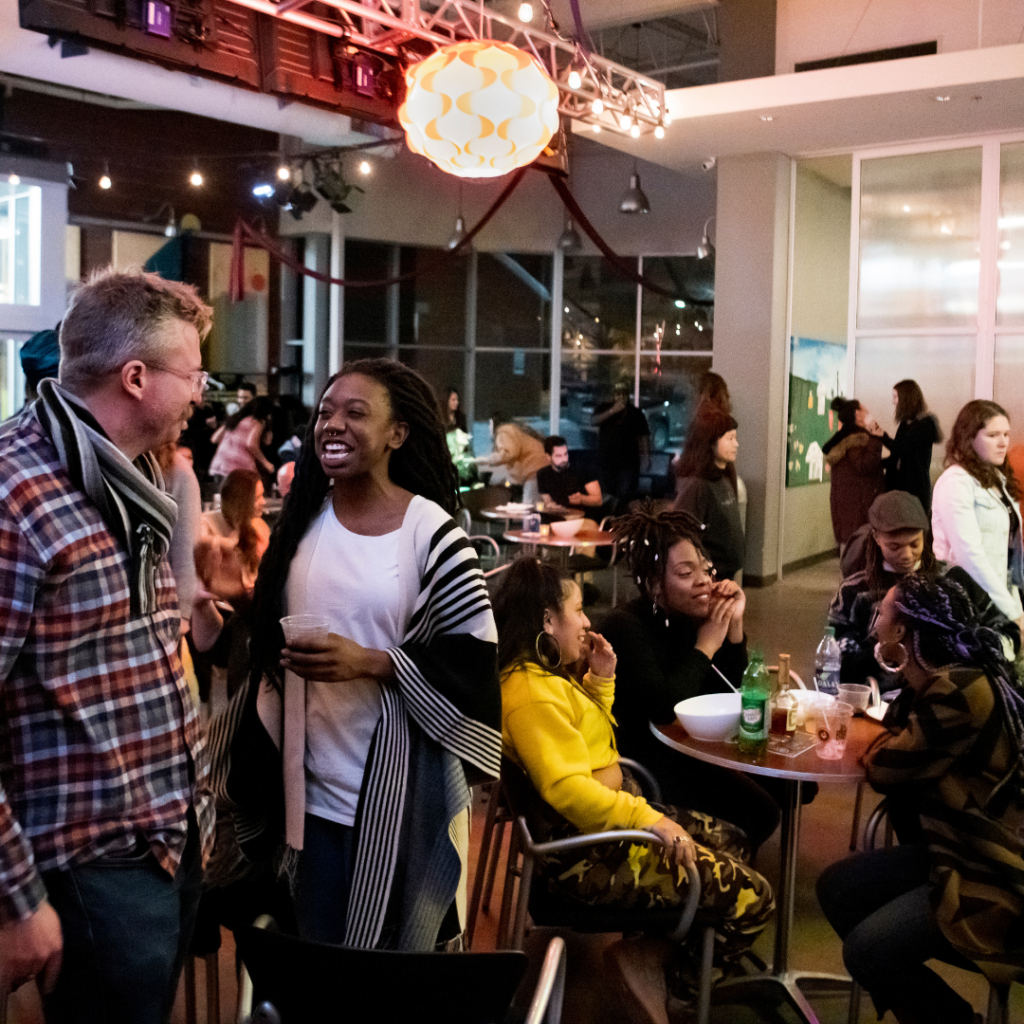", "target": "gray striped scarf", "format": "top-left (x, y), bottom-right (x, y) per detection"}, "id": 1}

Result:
top-left (34, 379), bottom-right (177, 616)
